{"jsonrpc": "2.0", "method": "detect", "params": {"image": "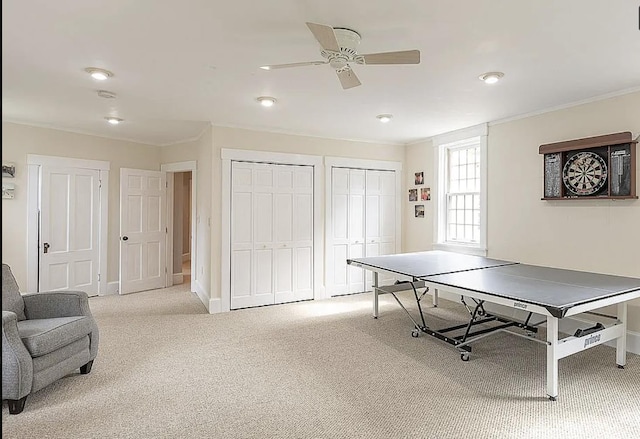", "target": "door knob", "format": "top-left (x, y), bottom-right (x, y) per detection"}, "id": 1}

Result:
top-left (43, 242), bottom-right (50, 253)
top-left (122, 236), bottom-right (129, 241)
